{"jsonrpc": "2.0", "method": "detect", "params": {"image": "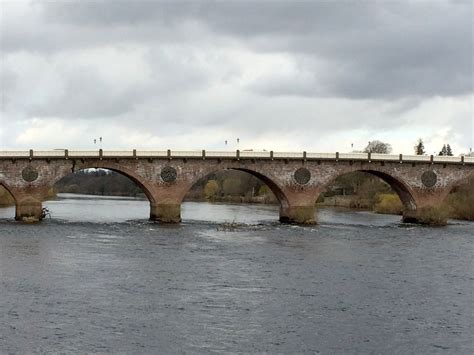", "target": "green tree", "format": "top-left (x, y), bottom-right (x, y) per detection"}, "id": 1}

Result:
top-left (364, 140), bottom-right (392, 154)
top-left (414, 138), bottom-right (425, 155)
top-left (446, 144), bottom-right (453, 156)
top-left (258, 185), bottom-right (271, 196)
top-left (439, 144), bottom-right (447, 156)
top-left (222, 178), bottom-right (241, 196)
top-left (204, 180), bottom-right (220, 200)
